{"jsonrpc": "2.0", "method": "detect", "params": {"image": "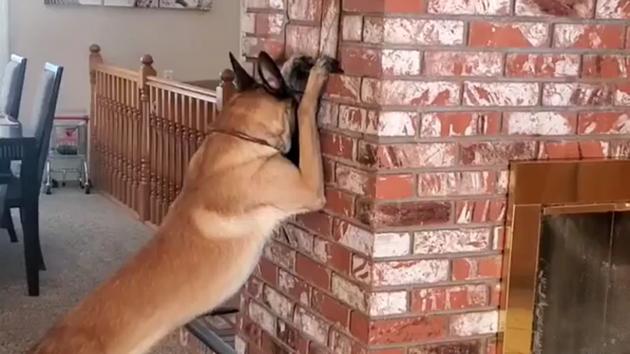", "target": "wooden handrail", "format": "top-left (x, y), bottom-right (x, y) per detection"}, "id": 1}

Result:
top-left (88, 44), bottom-right (235, 223)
